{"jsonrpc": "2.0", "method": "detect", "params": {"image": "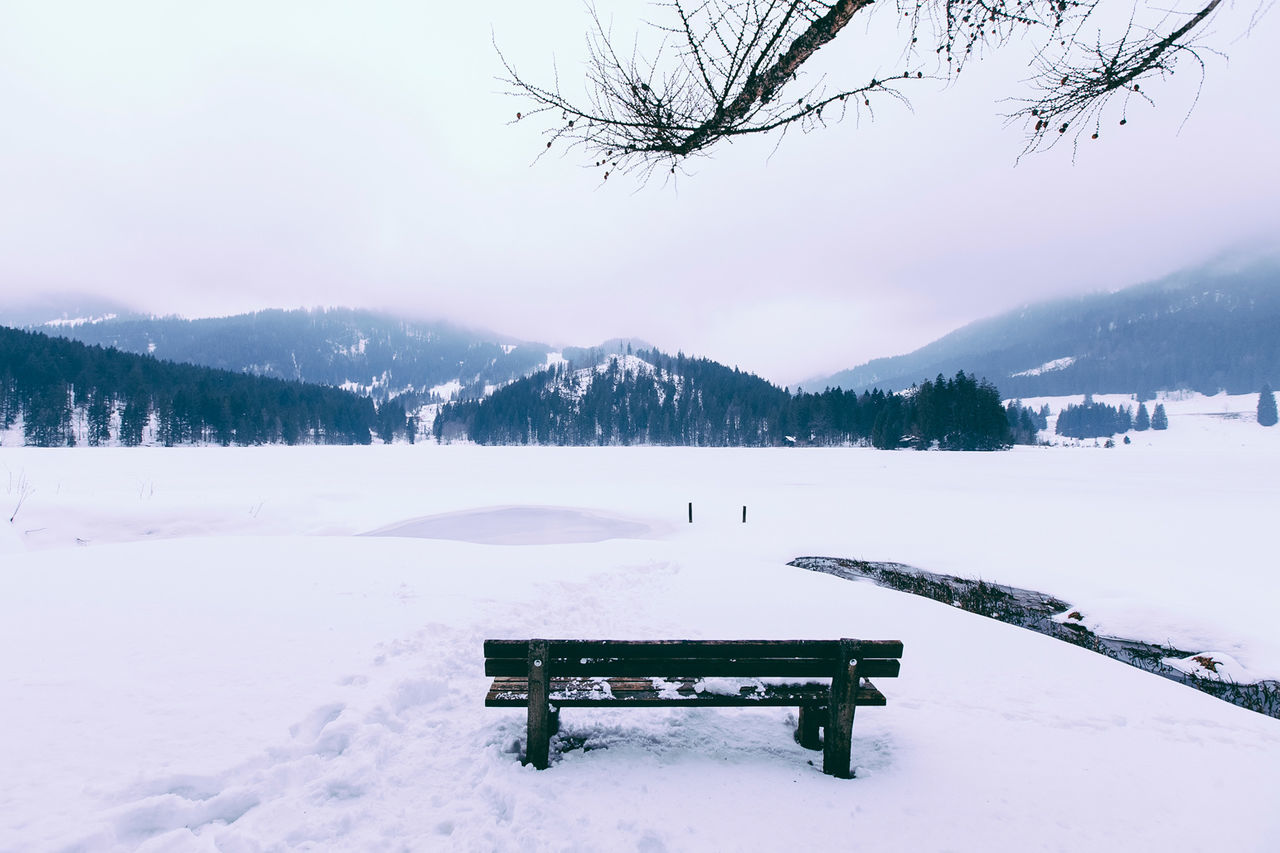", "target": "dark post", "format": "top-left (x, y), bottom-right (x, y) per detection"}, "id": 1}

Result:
top-left (742, 505), bottom-right (747, 523)
top-left (525, 639), bottom-right (552, 769)
top-left (824, 638), bottom-right (860, 778)
top-left (688, 502), bottom-right (693, 523)
top-left (797, 704), bottom-right (822, 750)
